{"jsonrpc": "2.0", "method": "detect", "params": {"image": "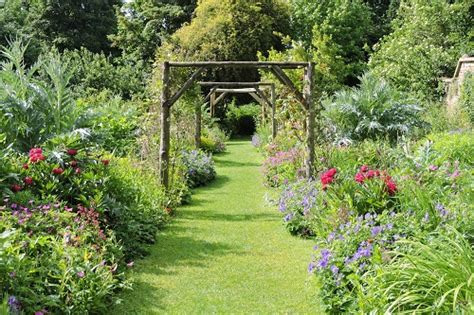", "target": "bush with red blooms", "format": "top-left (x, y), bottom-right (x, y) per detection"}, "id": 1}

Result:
top-left (6, 146), bottom-right (109, 209)
top-left (354, 165), bottom-right (397, 195)
top-left (320, 168), bottom-right (337, 190)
